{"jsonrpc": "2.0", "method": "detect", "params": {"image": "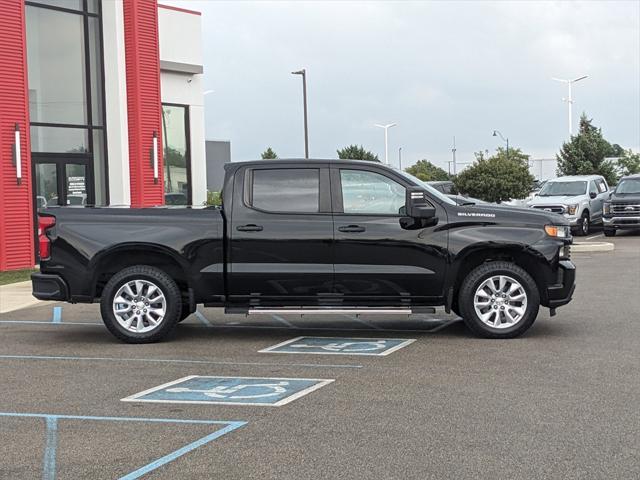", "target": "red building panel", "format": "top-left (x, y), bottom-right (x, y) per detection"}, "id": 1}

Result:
top-left (123, 0), bottom-right (164, 207)
top-left (0, 0), bottom-right (34, 271)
